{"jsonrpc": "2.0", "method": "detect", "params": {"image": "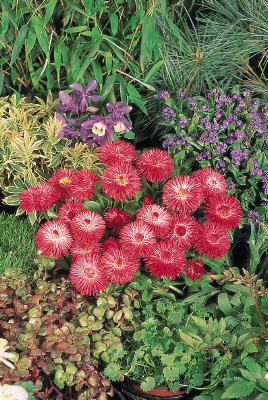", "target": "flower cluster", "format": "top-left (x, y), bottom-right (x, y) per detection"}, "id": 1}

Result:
top-left (160, 88), bottom-right (268, 211)
top-left (19, 140), bottom-right (242, 296)
top-left (55, 81), bottom-right (133, 146)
